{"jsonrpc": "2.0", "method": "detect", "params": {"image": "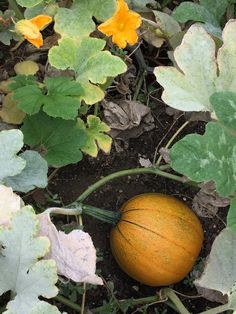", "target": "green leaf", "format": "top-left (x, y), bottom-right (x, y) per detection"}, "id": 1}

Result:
top-left (200, 0), bottom-right (229, 22)
top-left (172, 2), bottom-right (219, 26)
top-left (154, 21), bottom-right (236, 112)
top-left (195, 228), bottom-right (236, 310)
top-left (0, 206), bottom-right (60, 314)
top-left (21, 112), bottom-right (87, 166)
top-left (9, 74), bottom-right (37, 90)
top-left (170, 122), bottom-right (236, 197)
top-left (152, 10), bottom-right (181, 38)
top-left (16, 0), bottom-right (43, 8)
top-left (13, 84), bottom-right (44, 115)
top-left (210, 91), bottom-right (236, 132)
top-left (0, 129), bottom-right (26, 183)
top-left (78, 115), bottom-right (112, 157)
top-left (49, 37), bottom-right (127, 104)
top-left (5, 150), bottom-right (48, 193)
top-left (54, 0), bottom-right (116, 40)
top-left (43, 77), bottom-right (83, 119)
top-left (126, 0), bottom-right (157, 12)
top-left (12, 77), bottom-right (83, 119)
top-left (227, 197), bottom-right (236, 231)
